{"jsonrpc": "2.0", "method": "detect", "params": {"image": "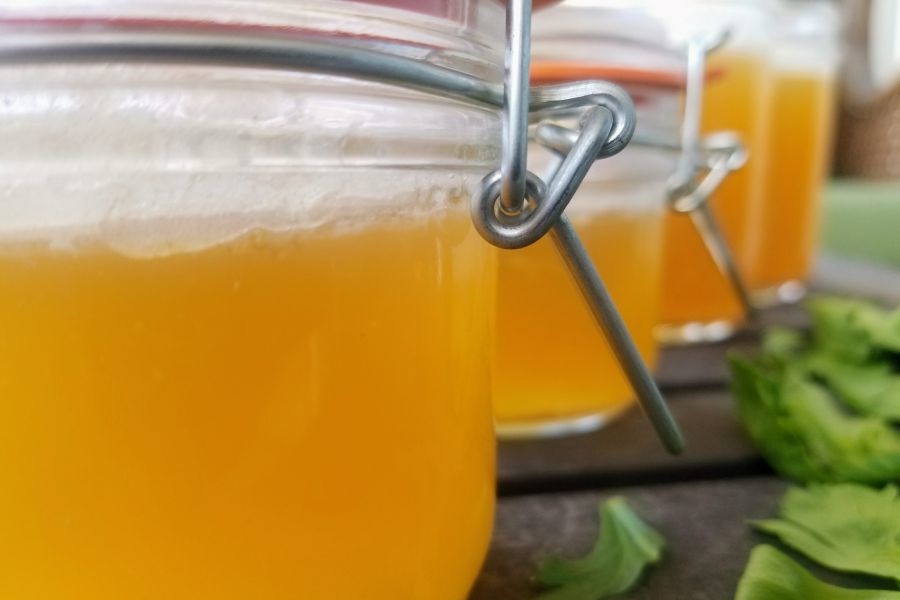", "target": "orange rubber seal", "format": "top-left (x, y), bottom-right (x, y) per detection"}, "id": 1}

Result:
top-left (531, 61), bottom-right (725, 89)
